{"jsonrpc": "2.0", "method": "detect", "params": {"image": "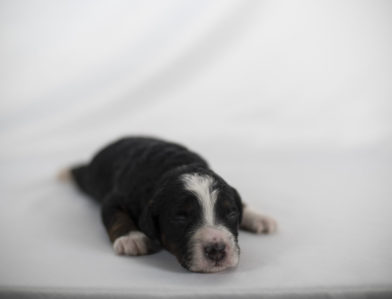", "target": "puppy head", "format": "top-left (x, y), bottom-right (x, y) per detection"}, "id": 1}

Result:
top-left (139, 167), bottom-right (243, 273)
